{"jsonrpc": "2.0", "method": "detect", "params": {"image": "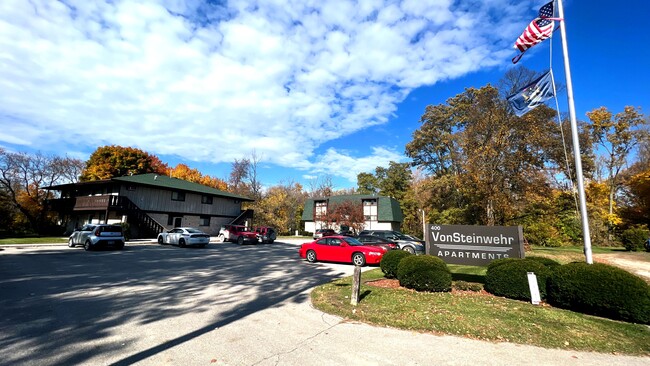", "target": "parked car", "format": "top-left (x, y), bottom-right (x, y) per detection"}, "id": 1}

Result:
top-left (255, 226), bottom-right (277, 243)
top-left (218, 224), bottom-right (259, 244)
top-left (298, 235), bottom-right (387, 266)
top-left (356, 235), bottom-right (399, 251)
top-left (313, 228), bottom-right (336, 239)
top-left (157, 227), bottom-right (210, 248)
top-left (68, 224), bottom-right (125, 251)
top-left (358, 230), bottom-right (425, 255)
